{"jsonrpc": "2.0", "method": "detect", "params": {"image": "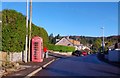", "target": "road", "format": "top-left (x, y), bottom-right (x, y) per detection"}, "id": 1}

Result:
top-left (33, 54), bottom-right (120, 76)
